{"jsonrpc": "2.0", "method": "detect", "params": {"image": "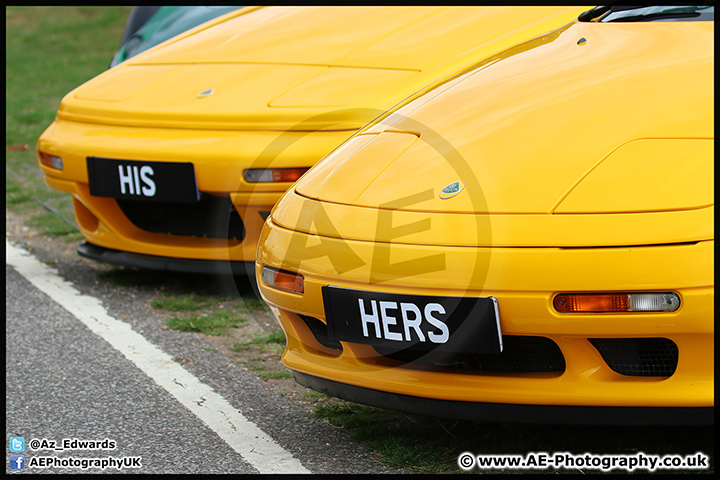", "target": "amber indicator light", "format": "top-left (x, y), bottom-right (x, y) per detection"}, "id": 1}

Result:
top-left (261, 266), bottom-right (304, 294)
top-left (554, 294), bottom-right (629, 312)
top-left (272, 168), bottom-right (309, 183)
top-left (244, 168), bottom-right (309, 183)
top-left (39, 151), bottom-right (63, 170)
top-left (554, 293), bottom-right (680, 313)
